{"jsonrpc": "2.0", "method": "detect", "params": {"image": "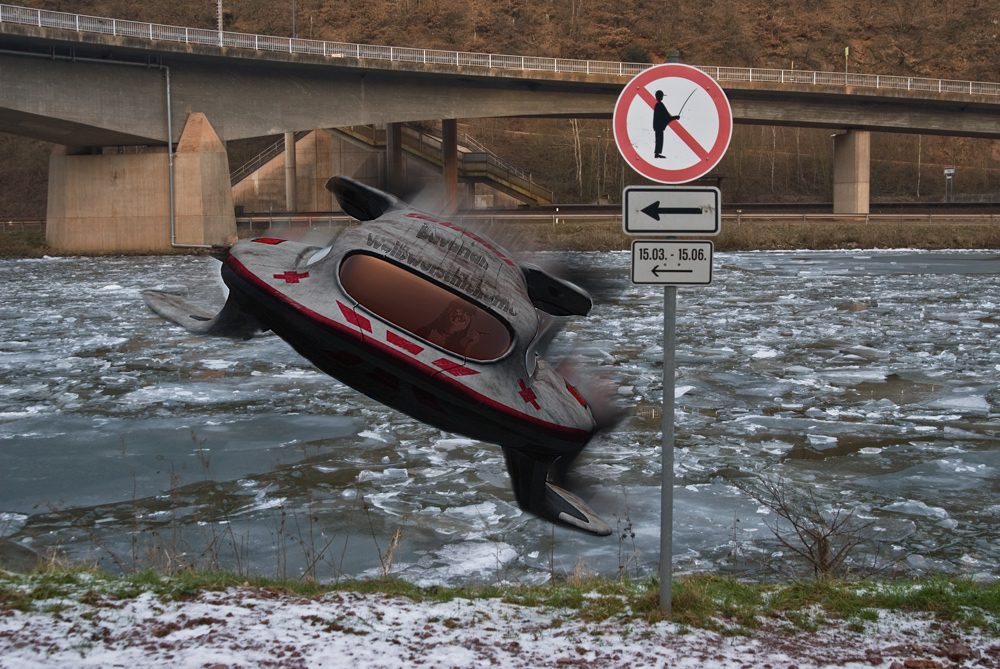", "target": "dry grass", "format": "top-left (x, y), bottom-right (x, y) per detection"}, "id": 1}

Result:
top-left (4, 218), bottom-right (1000, 258)
top-left (715, 218), bottom-right (1000, 252)
top-left (495, 217), bottom-right (1000, 252)
top-left (0, 231), bottom-right (49, 258)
